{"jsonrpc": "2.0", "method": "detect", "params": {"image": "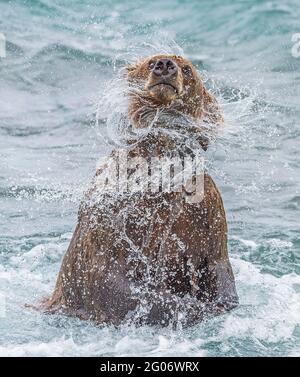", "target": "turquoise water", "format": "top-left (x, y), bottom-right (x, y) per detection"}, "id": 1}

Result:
top-left (0, 0), bottom-right (300, 356)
